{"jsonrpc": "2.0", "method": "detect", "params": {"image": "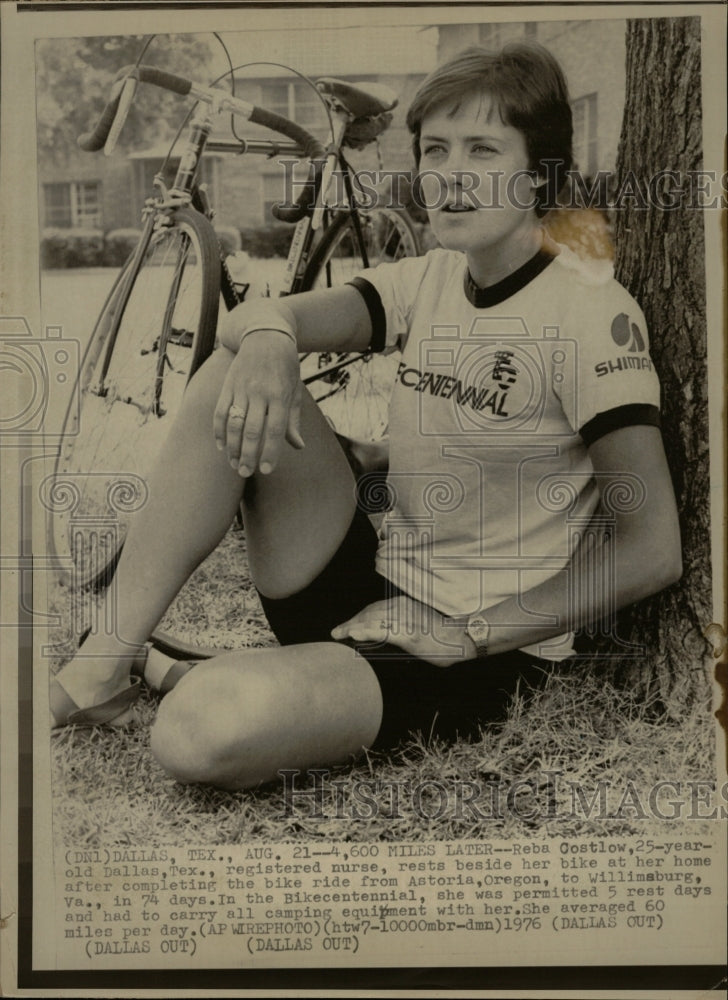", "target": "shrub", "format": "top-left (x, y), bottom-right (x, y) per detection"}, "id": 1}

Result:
top-left (103, 228), bottom-right (142, 267)
top-left (214, 224), bottom-right (242, 256)
top-left (239, 225), bottom-right (292, 259)
top-left (41, 228), bottom-right (105, 269)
